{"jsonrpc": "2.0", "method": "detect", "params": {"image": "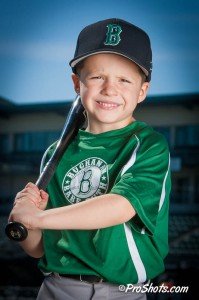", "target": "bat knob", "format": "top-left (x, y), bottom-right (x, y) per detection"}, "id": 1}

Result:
top-left (5, 222), bottom-right (28, 242)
